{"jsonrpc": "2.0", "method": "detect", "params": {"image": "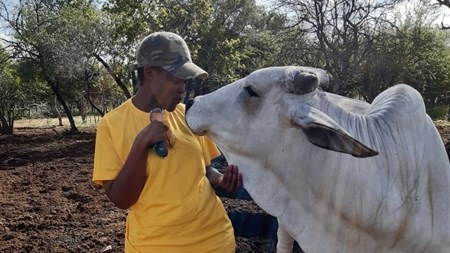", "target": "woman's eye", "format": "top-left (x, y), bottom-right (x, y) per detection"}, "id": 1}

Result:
top-left (245, 86), bottom-right (259, 97)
